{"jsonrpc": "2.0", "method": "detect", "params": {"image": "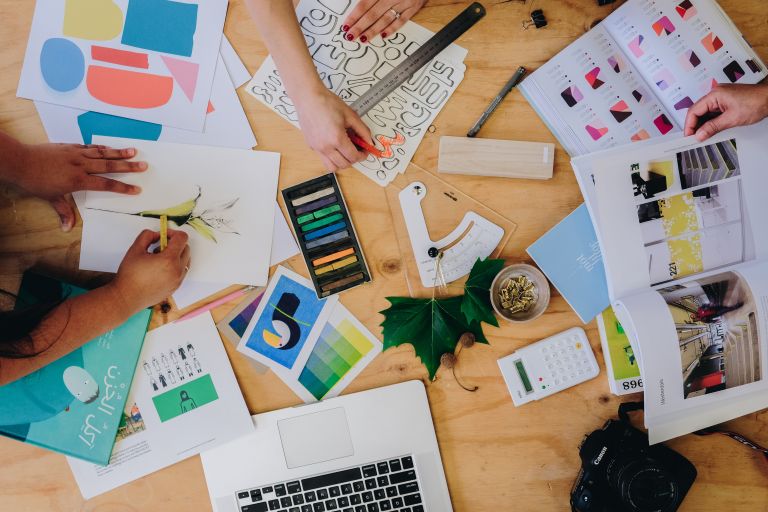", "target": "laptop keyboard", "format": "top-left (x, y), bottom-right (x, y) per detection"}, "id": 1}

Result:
top-left (235, 455), bottom-right (425, 512)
